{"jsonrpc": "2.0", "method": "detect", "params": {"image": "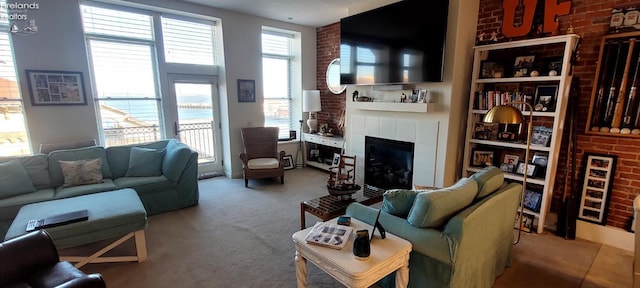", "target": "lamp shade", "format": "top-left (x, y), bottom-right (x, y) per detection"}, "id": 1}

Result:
top-left (483, 105), bottom-right (524, 124)
top-left (302, 90), bottom-right (321, 112)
